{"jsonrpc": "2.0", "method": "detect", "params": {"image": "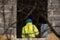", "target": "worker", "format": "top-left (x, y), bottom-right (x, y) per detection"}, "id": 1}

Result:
top-left (22, 18), bottom-right (39, 38)
top-left (41, 24), bottom-right (49, 38)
